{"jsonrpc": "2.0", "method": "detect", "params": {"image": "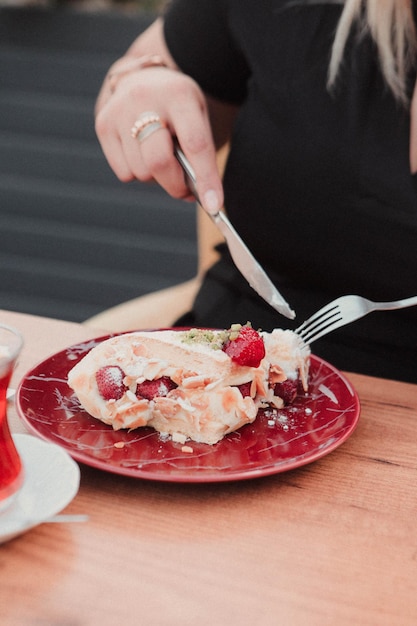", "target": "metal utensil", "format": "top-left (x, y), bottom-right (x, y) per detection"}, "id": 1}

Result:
top-left (295, 294), bottom-right (417, 345)
top-left (174, 142), bottom-right (295, 320)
